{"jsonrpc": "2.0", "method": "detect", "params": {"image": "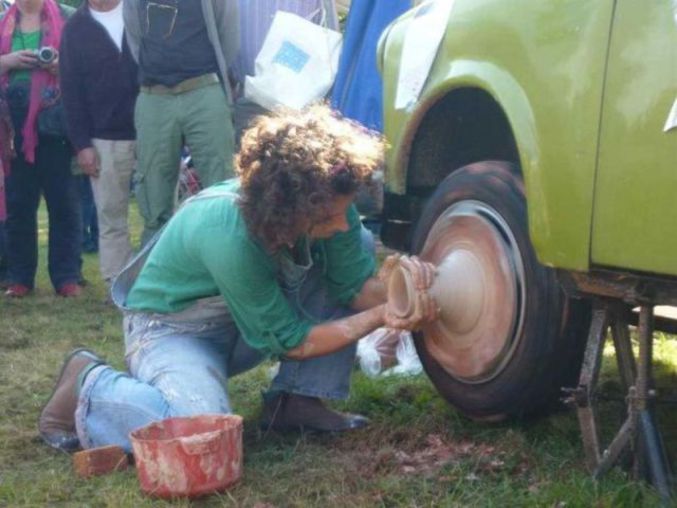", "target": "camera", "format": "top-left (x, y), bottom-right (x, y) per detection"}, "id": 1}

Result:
top-left (34, 46), bottom-right (57, 65)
